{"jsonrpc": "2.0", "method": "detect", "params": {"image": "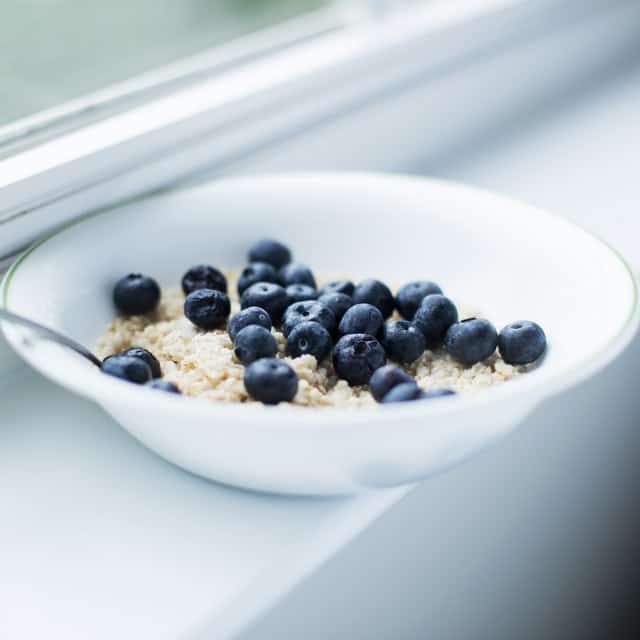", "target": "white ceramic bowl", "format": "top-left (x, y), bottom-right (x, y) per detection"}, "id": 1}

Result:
top-left (2, 174), bottom-right (638, 495)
